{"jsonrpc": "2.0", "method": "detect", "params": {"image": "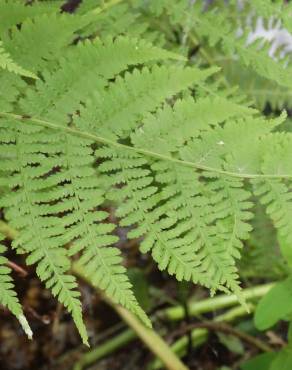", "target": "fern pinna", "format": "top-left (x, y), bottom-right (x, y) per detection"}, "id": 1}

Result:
top-left (0, 0), bottom-right (292, 344)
